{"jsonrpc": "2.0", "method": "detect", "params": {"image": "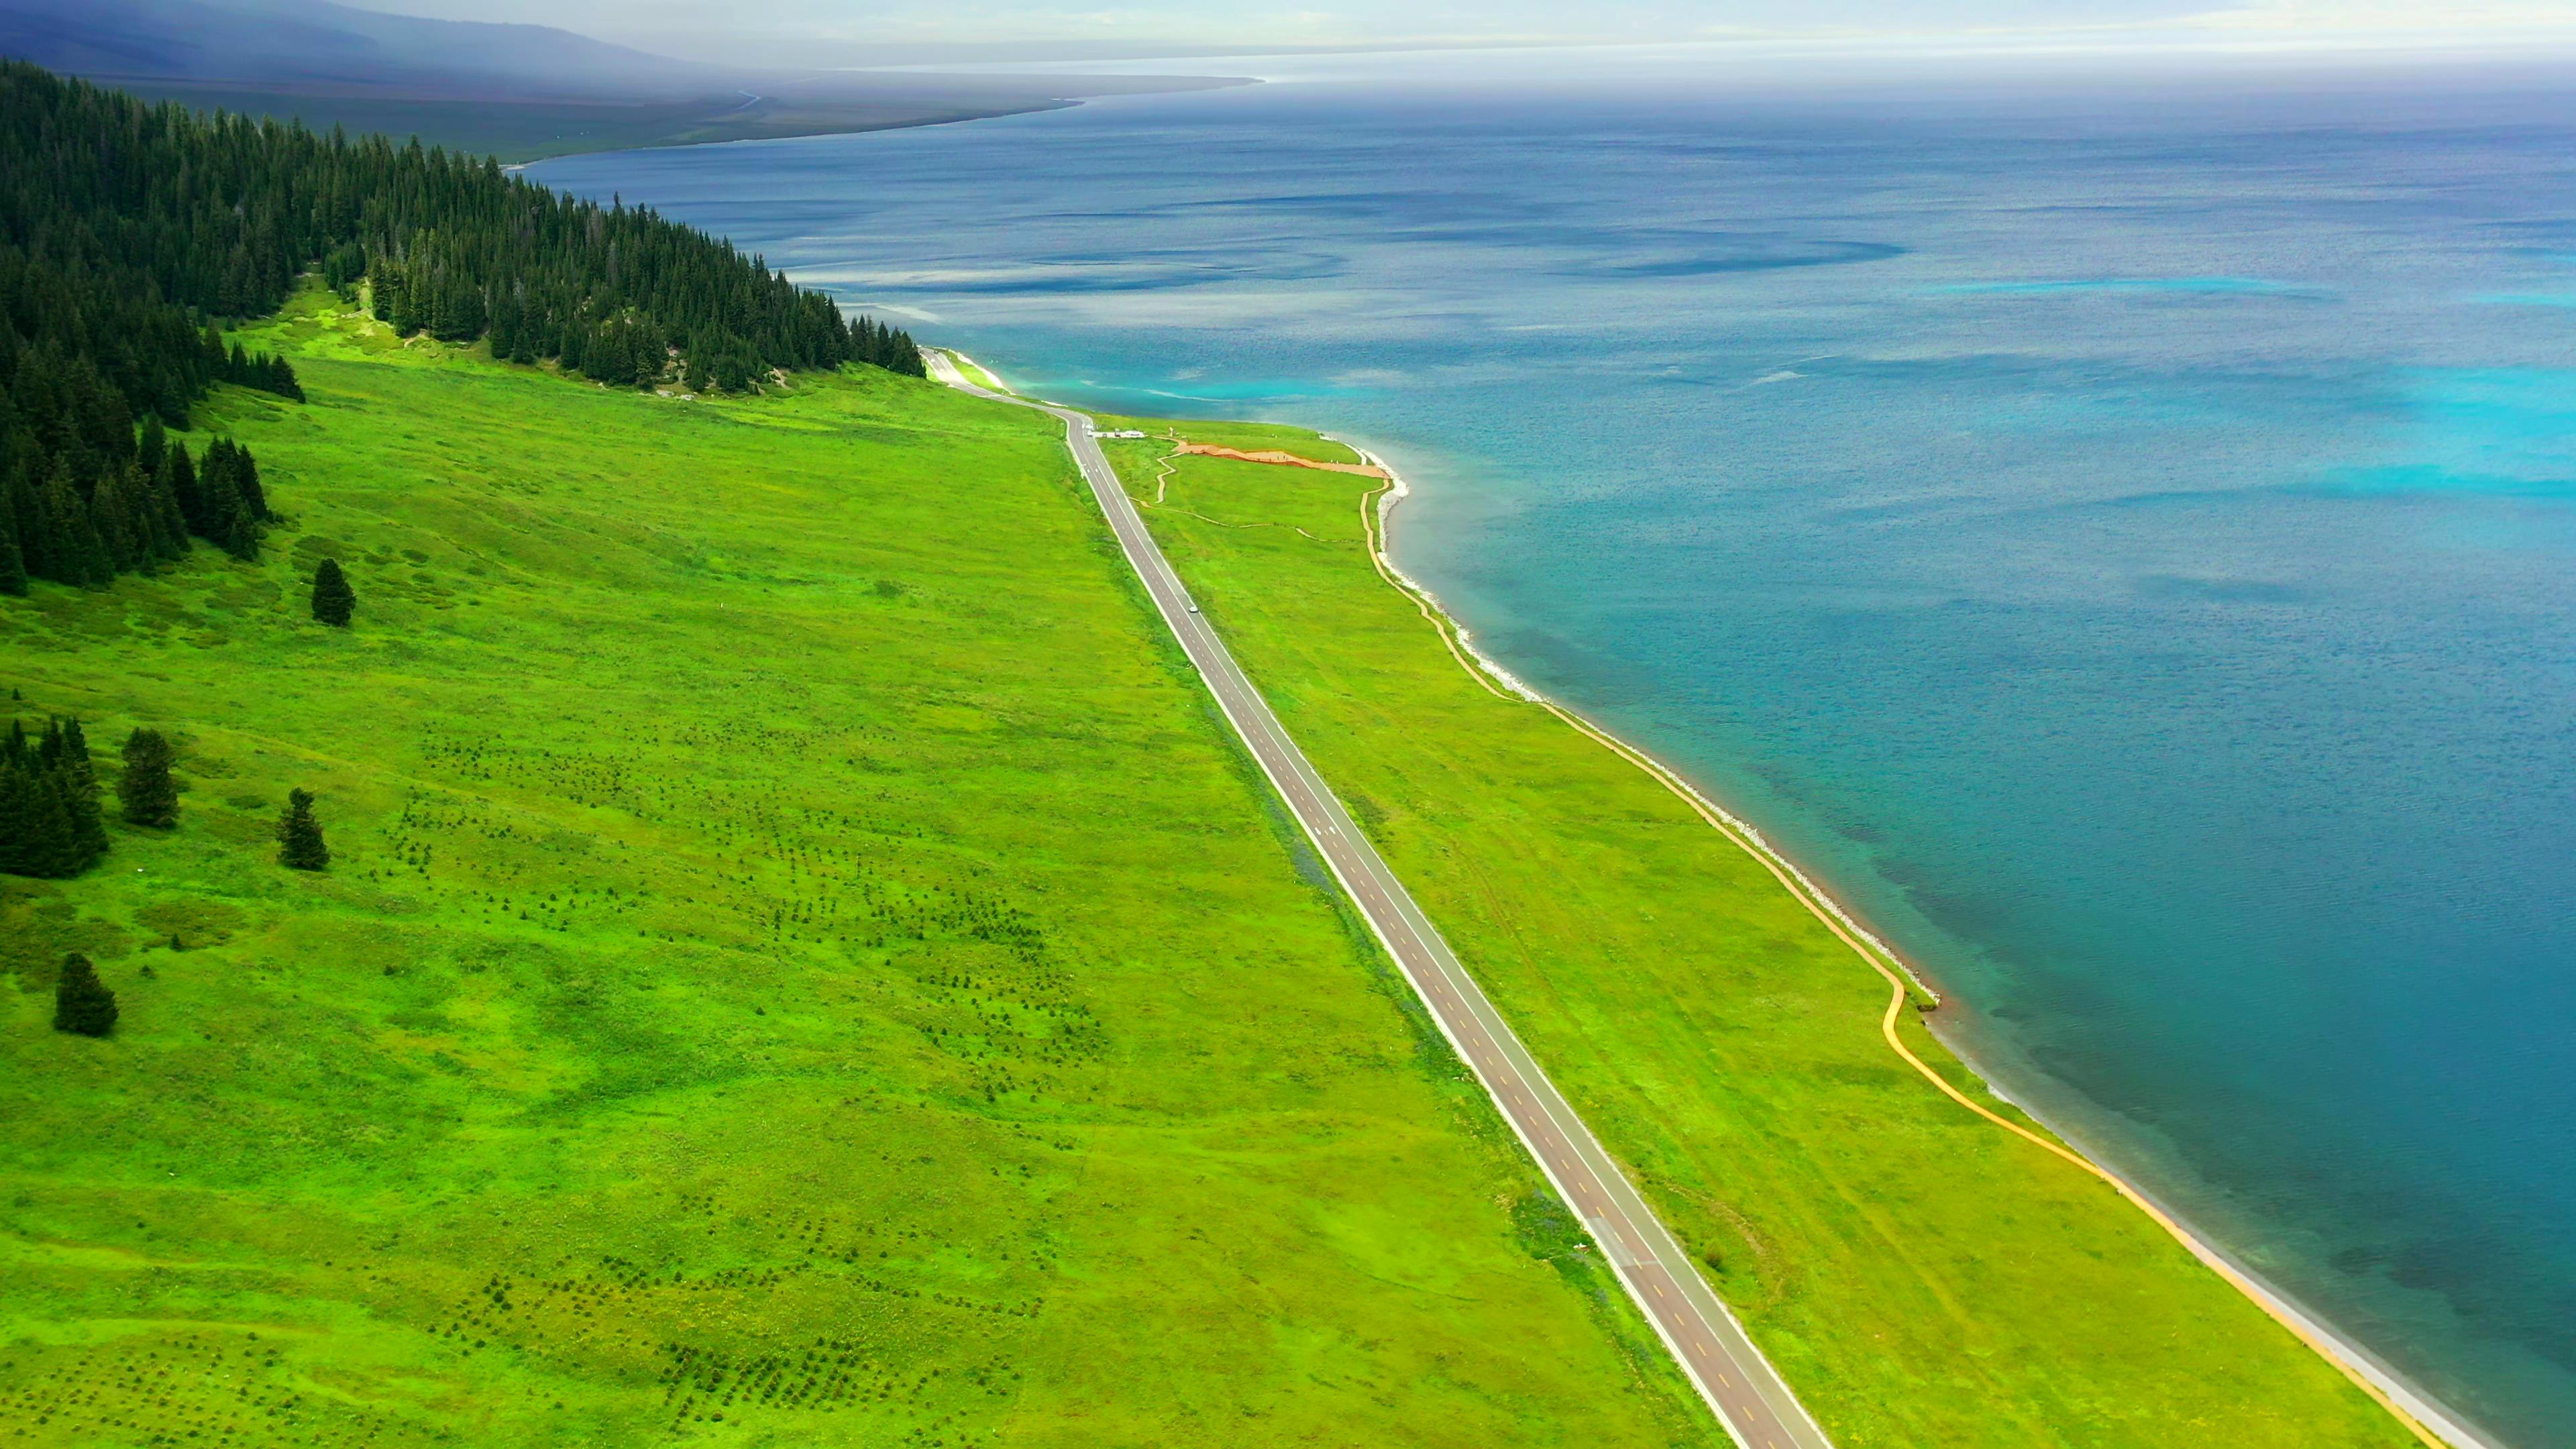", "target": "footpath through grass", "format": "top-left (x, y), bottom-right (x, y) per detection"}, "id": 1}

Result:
top-left (1097, 425), bottom-right (2424, 1449)
top-left (0, 291), bottom-right (1714, 1447)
